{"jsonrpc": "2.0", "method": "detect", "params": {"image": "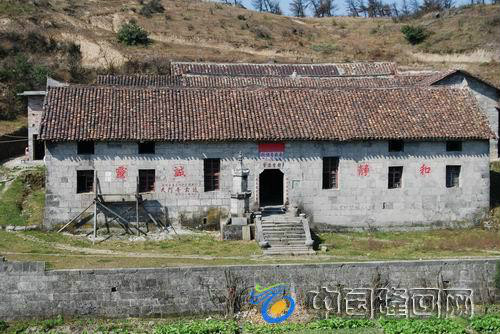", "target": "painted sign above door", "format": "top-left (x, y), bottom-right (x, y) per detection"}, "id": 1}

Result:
top-left (259, 143), bottom-right (285, 160)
